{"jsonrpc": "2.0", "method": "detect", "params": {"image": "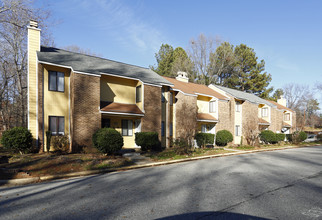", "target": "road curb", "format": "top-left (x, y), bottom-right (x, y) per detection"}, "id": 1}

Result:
top-left (0, 144), bottom-right (320, 187)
